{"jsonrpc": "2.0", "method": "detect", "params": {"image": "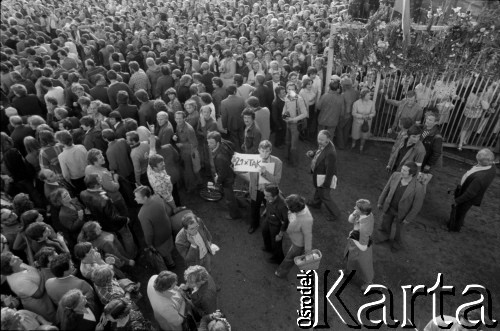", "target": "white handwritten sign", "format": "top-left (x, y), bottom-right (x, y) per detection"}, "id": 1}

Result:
top-left (232, 153), bottom-right (265, 172)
